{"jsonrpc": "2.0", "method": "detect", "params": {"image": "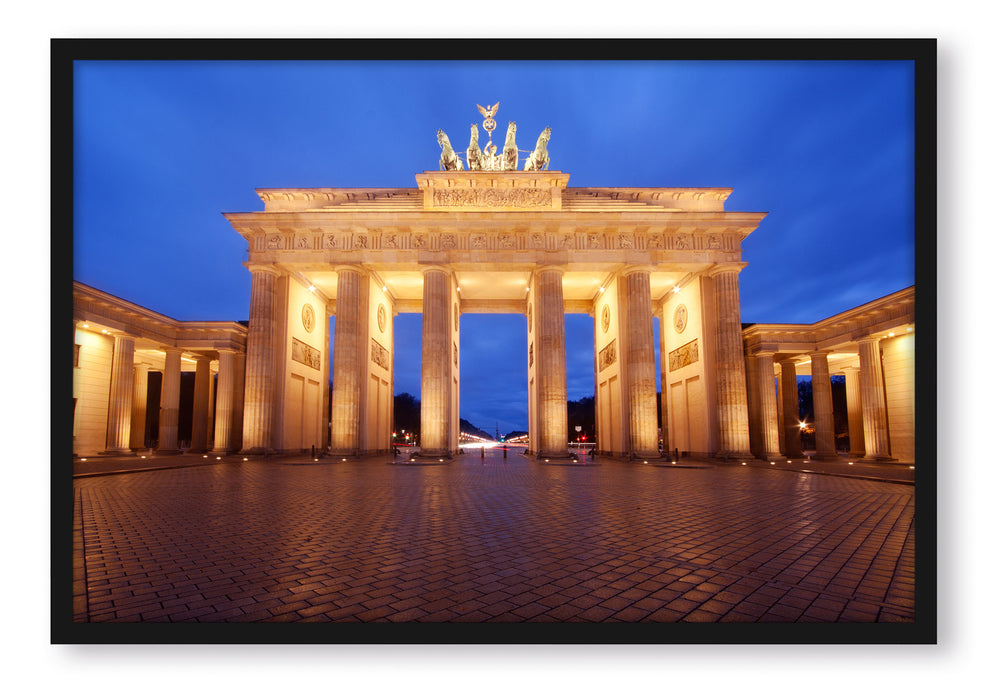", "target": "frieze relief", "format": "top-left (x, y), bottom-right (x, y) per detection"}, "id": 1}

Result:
top-left (371, 338), bottom-right (390, 371)
top-left (251, 227), bottom-right (738, 253)
top-left (291, 337), bottom-right (320, 370)
top-left (432, 187), bottom-right (552, 209)
top-left (598, 339), bottom-right (617, 370)
top-left (669, 339), bottom-right (699, 372)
